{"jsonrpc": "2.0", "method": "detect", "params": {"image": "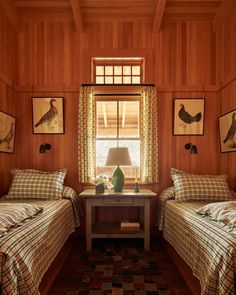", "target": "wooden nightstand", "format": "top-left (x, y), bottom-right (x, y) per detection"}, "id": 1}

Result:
top-left (79, 189), bottom-right (156, 252)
